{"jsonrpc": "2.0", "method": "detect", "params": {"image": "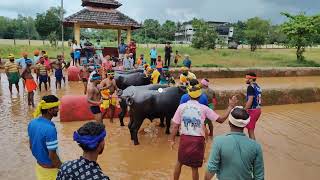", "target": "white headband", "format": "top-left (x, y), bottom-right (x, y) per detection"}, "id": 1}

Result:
top-left (229, 106), bottom-right (250, 128)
